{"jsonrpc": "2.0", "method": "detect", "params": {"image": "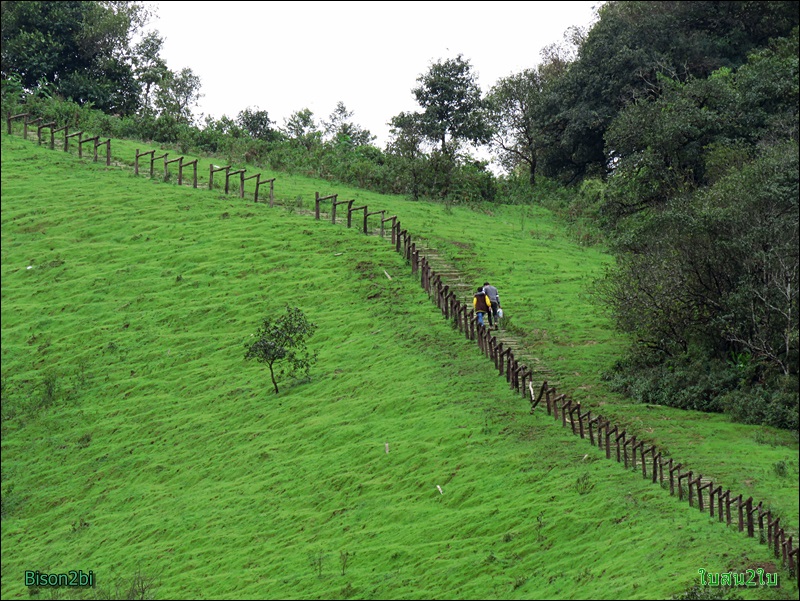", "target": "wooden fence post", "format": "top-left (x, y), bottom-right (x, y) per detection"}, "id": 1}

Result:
top-left (37, 121), bottom-right (55, 145)
top-left (365, 209), bottom-right (383, 234)
top-left (622, 432), bottom-right (631, 467)
top-left (383, 215), bottom-right (396, 242)
top-left (724, 491), bottom-right (733, 525)
top-left (135, 149), bottom-right (152, 176)
top-left (78, 135), bottom-right (99, 159)
top-left (348, 204), bottom-right (368, 231)
top-left (668, 460), bottom-right (678, 495)
top-left (757, 505), bottom-right (767, 539)
top-left (631, 439), bottom-right (643, 471)
top-left (180, 159), bottom-right (199, 188)
top-left (605, 425), bottom-right (617, 460)
top-left (519, 368), bottom-right (531, 398)
top-left (736, 494), bottom-right (745, 532)
top-left (251, 176), bottom-right (276, 205)
top-left (332, 198), bottom-right (352, 224)
top-left (709, 485), bottom-right (721, 518)
top-left (568, 401), bottom-right (580, 434)
top-left (696, 477), bottom-right (710, 511)
top-left (576, 407), bottom-right (586, 438)
top-left (165, 155), bottom-right (183, 181)
top-left (93, 138), bottom-right (110, 165)
top-left (6, 111), bottom-right (29, 135)
top-left (224, 168), bottom-right (244, 194)
top-left (595, 418), bottom-right (605, 449)
top-left (588, 414), bottom-right (599, 445)
top-left (640, 446), bottom-right (652, 478)
top-left (52, 125), bottom-right (67, 150)
top-left (614, 430), bottom-right (627, 467)
top-left (25, 116), bottom-right (42, 140)
top-left (552, 389), bottom-right (561, 420)
top-left (747, 500), bottom-right (759, 538)
top-left (678, 470), bottom-right (691, 502)
top-left (209, 164), bottom-right (230, 190)
top-left (688, 472), bottom-right (699, 507)
top-left (767, 511), bottom-right (775, 548)
top-left (652, 451), bottom-right (661, 484)
top-left (65, 130), bottom-right (82, 153)
top-left (561, 399), bottom-right (571, 429)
